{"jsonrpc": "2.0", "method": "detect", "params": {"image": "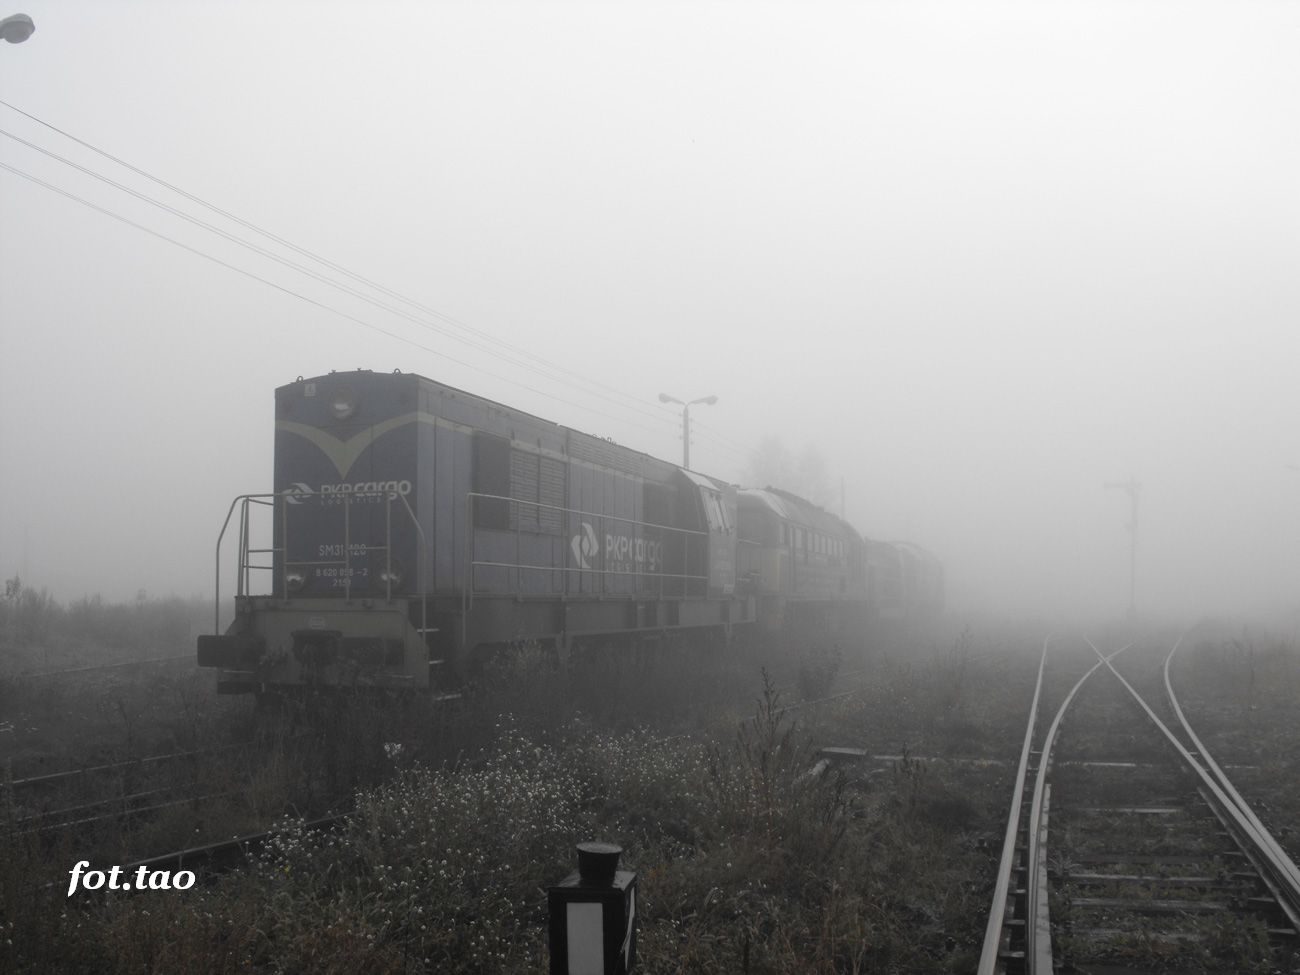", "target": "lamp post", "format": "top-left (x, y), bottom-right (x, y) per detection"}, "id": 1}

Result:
top-left (657, 392), bottom-right (717, 470)
top-left (1, 13), bottom-right (34, 43)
